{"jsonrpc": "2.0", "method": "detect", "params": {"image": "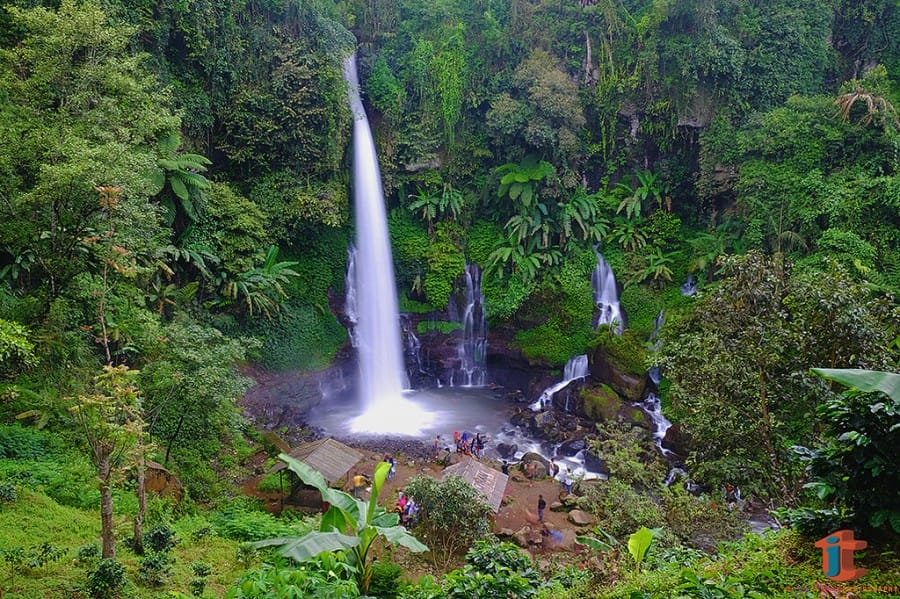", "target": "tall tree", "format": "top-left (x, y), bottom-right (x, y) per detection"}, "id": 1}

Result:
top-left (69, 365), bottom-right (145, 558)
top-left (660, 252), bottom-right (893, 501)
